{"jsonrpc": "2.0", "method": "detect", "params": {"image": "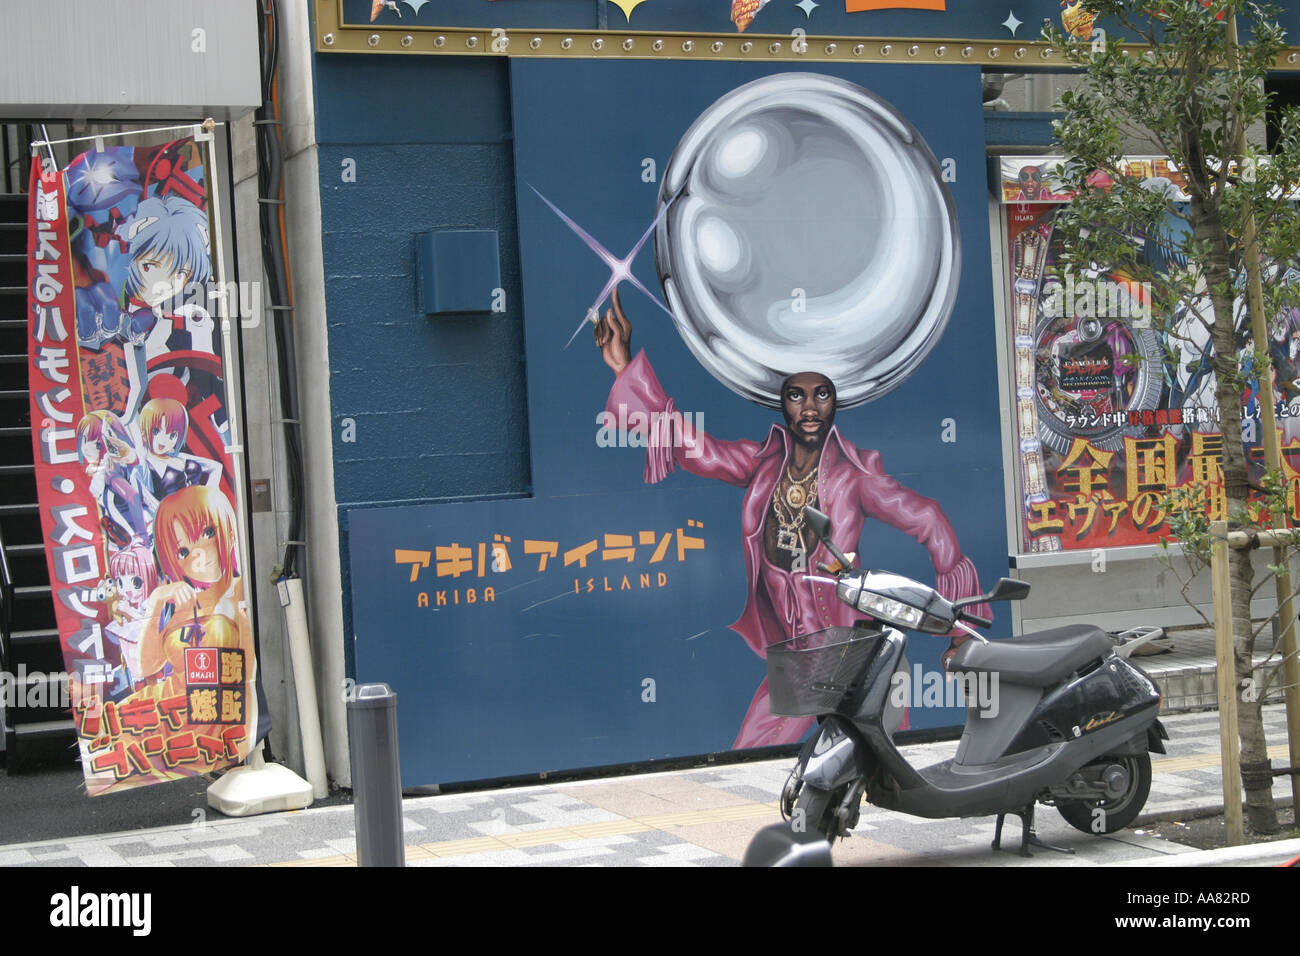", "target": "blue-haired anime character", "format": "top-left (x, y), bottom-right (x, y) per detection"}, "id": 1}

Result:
top-left (120, 194), bottom-right (211, 349)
